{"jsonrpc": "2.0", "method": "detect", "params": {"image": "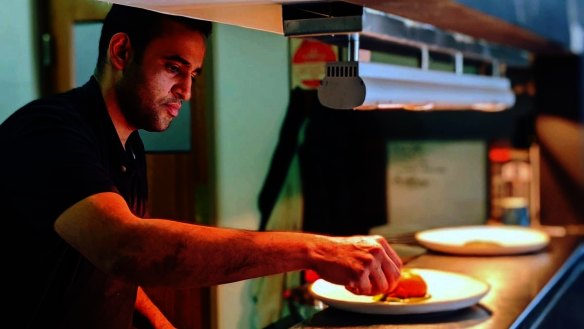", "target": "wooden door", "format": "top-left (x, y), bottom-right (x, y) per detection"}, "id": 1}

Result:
top-left (37, 0), bottom-right (213, 328)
